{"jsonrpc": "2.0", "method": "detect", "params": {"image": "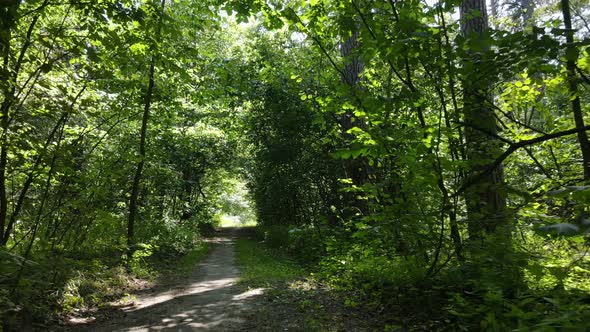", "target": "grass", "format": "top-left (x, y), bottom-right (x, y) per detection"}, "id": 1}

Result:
top-left (173, 242), bottom-right (209, 274)
top-left (235, 236), bottom-right (305, 287)
top-left (232, 233), bottom-right (377, 331)
top-left (53, 241), bottom-right (210, 325)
